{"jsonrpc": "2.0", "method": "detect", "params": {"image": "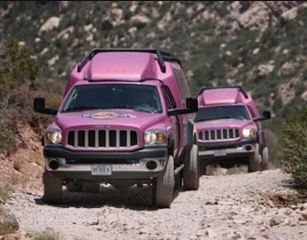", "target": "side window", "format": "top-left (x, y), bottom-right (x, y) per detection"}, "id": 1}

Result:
top-left (162, 86), bottom-right (176, 110)
top-left (172, 68), bottom-right (189, 103)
